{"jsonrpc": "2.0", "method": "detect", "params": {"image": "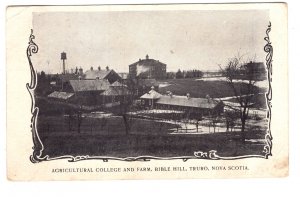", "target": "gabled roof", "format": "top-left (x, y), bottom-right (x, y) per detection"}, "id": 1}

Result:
top-left (84, 69), bottom-right (121, 81)
top-left (101, 86), bottom-right (130, 96)
top-left (140, 89), bottom-right (162, 99)
top-left (48, 91), bottom-right (74, 100)
top-left (84, 70), bottom-right (111, 79)
top-left (59, 73), bottom-right (82, 82)
top-left (111, 81), bottom-right (127, 87)
top-left (69, 79), bottom-right (110, 92)
top-left (156, 95), bottom-right (221, 109)
top-left (129, 59), bottom-right (166, 67)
